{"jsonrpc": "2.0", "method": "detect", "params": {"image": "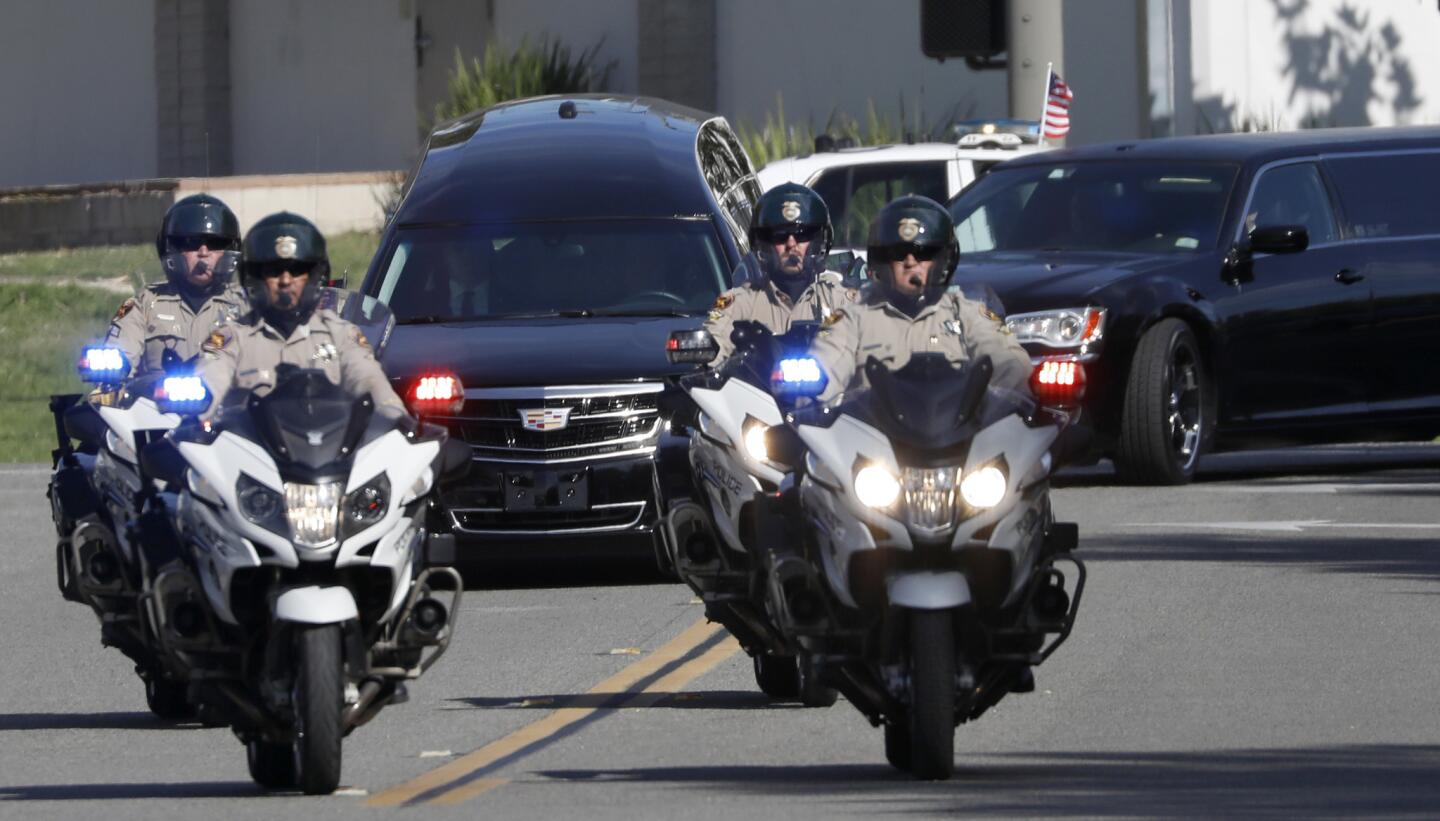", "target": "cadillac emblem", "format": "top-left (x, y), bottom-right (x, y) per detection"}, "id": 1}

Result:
top-left (780, 200), bottom-right (802, 222)
top-left (275, 235), bottom-right (299, 259)
top-left (519, 407), bottom-right (572, 432)
top-left (897, 218), bottom-right (923, 242)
